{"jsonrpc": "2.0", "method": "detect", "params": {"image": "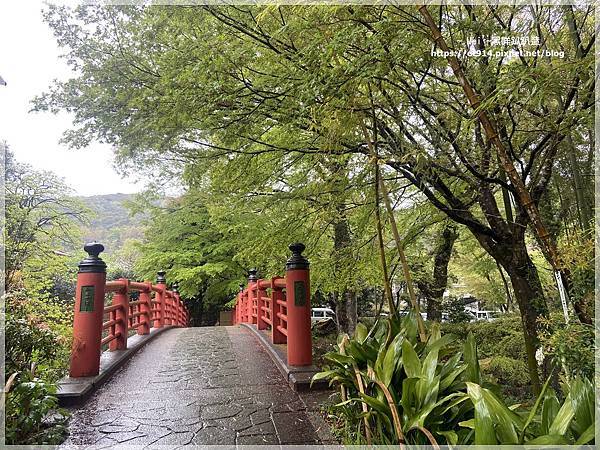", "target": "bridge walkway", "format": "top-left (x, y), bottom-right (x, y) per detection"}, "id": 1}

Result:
top-left (61, 326), bottom-right (334, 448)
